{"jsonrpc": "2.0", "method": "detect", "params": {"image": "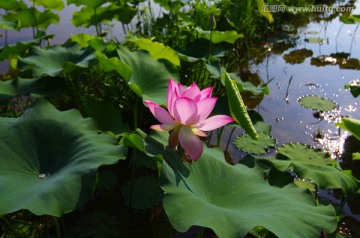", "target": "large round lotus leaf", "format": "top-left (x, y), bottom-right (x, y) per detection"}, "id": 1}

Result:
top-left (117, 47), bottom-right (179, 106)
top-left (298, 95), bottom-right (336, 111)
top-left (0, 100), bottom-right (126, 217)
top-left (161, 146), bottom-right (337, 238)
top-left (264, 143), bottom-right (359, 193)
top-left (18, 43), bottom-right (96, 78)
